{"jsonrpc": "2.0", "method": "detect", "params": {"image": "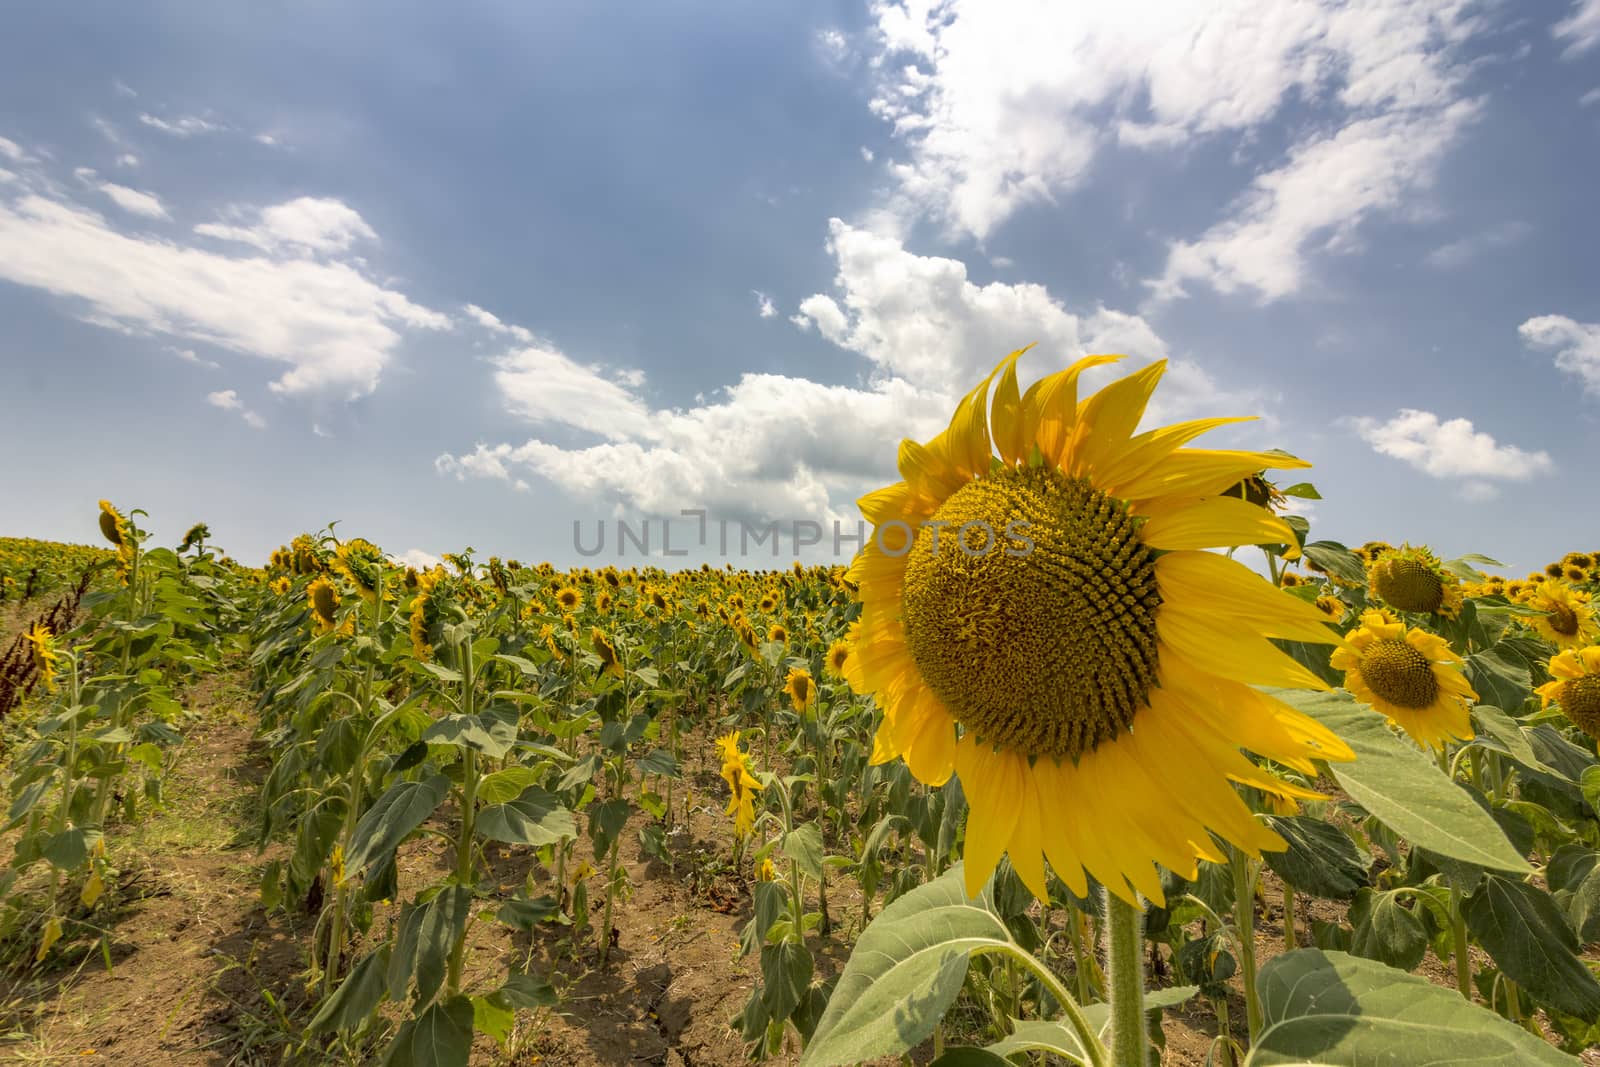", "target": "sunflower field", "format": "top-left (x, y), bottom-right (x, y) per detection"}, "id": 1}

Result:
top-left (4, 353), bottom-right (1600, 1066)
